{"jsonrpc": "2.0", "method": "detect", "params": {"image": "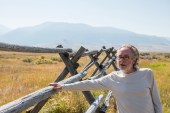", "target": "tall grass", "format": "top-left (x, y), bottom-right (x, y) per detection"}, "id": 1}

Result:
top-left (0, 51), bottom-right (170, 113)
